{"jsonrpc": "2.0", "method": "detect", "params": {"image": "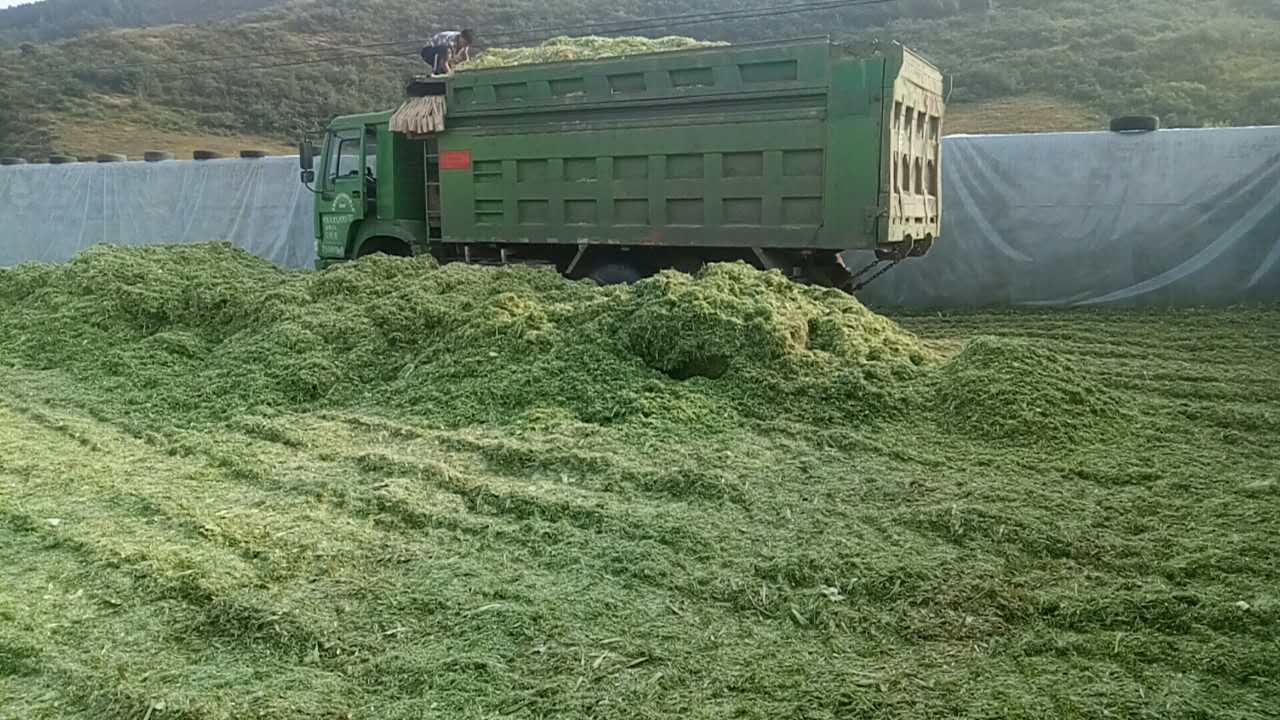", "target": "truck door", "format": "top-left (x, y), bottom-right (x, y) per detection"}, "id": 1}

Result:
top-left (317, 128), bottom-right (365, 258)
